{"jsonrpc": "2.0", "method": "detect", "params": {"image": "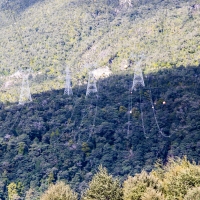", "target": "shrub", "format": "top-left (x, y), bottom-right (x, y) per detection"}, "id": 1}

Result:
top-left (123, 171), bottom-right (161, 200)
top-left (141, 187), bottom-right (165, 200)
top-left (152, 157), bottom-right (200, 199)
top-left (7, 182), bottom-right (22, 200)
top-left (25, 188), bottom-right (40, 200)
top-left (123, 158), bottom-right (200, 200)
top-left (82, 165), bottom-right (123, 200)
top-left (40, 181), bottom-right (77, 200)
top-left (8, 182), bottom-right (18, 200)
top-left (184, 187), bottom-right (200, 200)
